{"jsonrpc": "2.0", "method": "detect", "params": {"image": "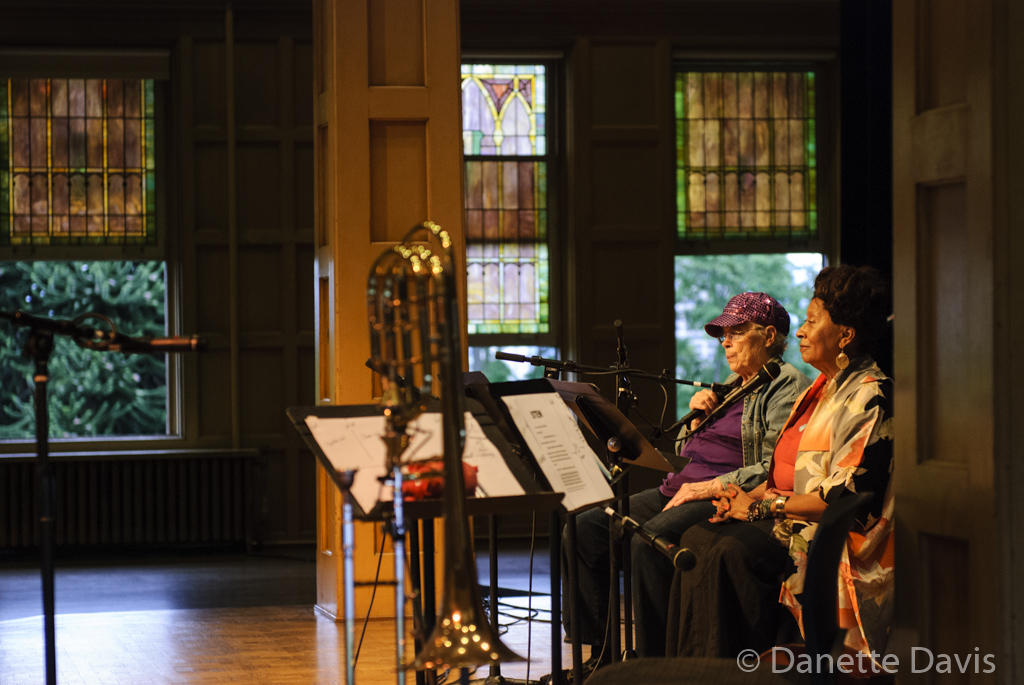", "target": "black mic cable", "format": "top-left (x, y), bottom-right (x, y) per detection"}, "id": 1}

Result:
top-left (605, 507), bottom-right (696, 571)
